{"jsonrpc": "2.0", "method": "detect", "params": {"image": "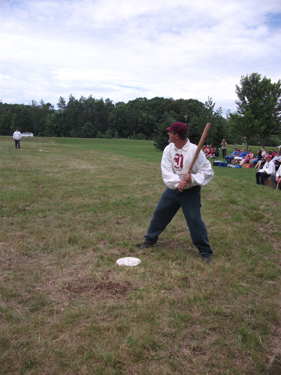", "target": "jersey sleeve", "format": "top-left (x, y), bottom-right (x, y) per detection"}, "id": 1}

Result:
top-left (191, 150), bottom-right (214, 186)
